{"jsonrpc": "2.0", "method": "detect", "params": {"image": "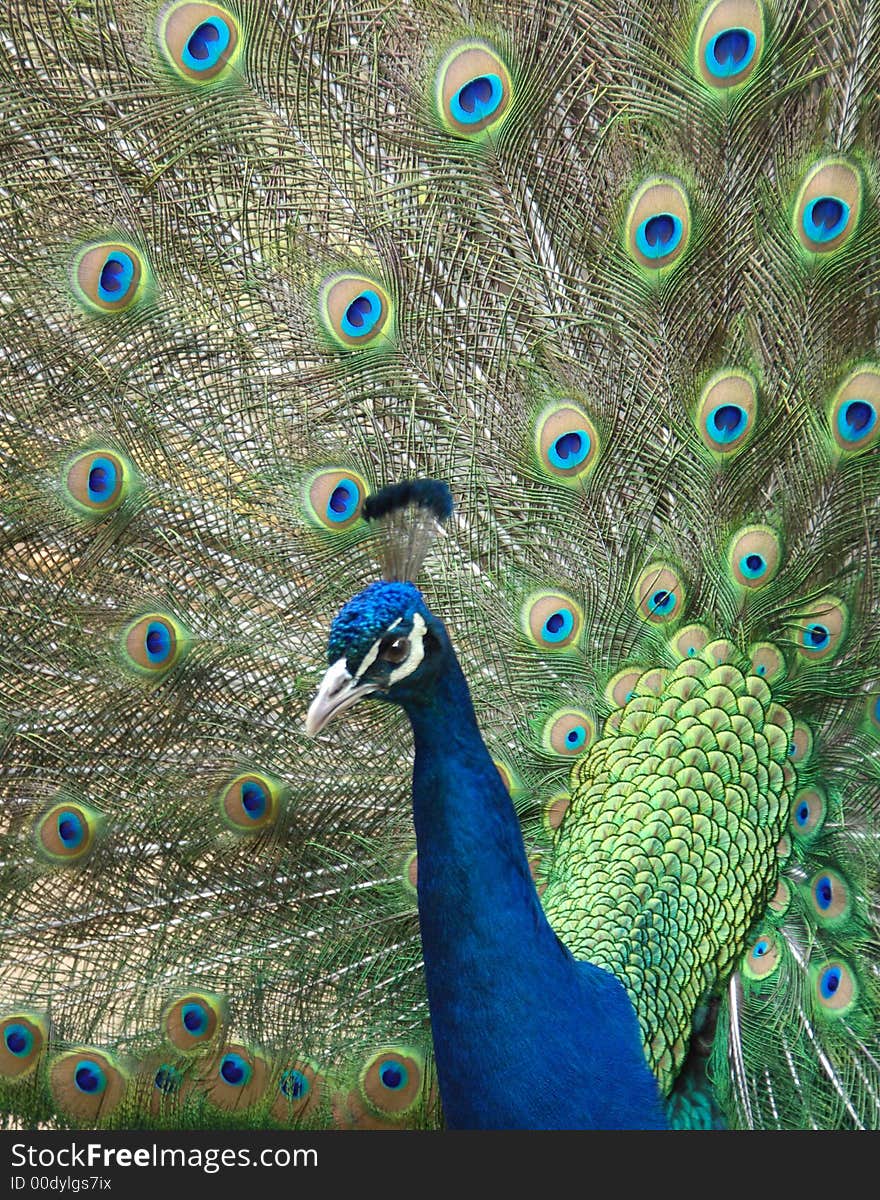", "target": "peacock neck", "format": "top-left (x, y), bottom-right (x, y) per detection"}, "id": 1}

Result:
top-left (401, 646), bottom-right (668, 1130)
